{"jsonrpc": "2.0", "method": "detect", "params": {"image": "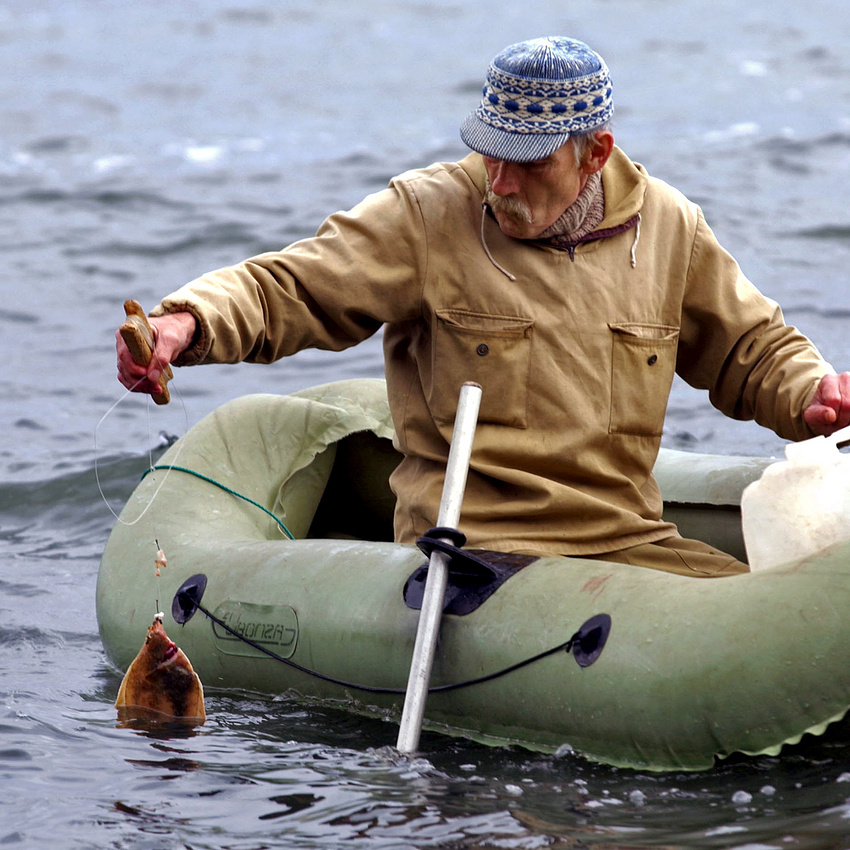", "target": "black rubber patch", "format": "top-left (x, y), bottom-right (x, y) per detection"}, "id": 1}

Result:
top-left (405, 531), bottom-right (537, 615)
